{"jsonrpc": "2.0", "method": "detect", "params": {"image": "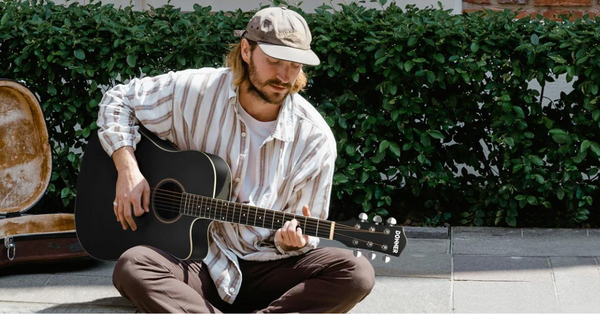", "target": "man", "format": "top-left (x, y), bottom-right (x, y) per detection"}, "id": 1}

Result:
top-left (97, 6), bottom-right (375, 313)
